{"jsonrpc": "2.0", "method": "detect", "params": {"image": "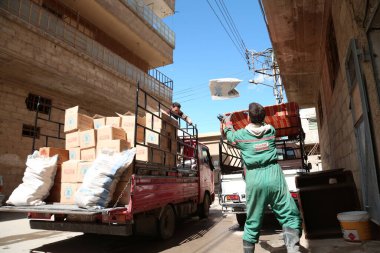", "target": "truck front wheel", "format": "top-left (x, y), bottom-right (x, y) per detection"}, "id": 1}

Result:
top-left (158, 205), bottom-right (176, 240)
top-left (236, 213), bottom-right (247, 227)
